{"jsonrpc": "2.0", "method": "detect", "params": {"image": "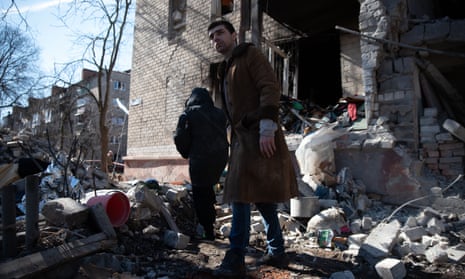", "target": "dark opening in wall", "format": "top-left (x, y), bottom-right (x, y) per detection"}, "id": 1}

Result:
top-left (432, 0), bottom-right (465, 19)
top-left (296, 31), bottom-right (342, 108)
top-left (221, 0), bottom-right (234, 15)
